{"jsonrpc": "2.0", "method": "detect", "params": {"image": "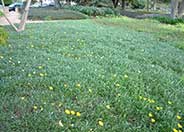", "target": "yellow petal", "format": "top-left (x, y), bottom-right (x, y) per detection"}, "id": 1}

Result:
top-left (106, 105), bottom-right (111, 109)
top-left (177, 115), bottom-right (182, 120)
top-left (65, 109), bottom-right (70, 115)
top-left (178, 123), bottom-right (182, 128)
top-left (98, 121), bottom-right (104, 126)
top-left (76, 112), bottom-right (81, 117)
top-left (151, 118), bottom-right (156, 123)
top-left (173, 128), bottom-right (178, 132)
top-left (148, 113), bottom-right (153, 117)
top-left (71, 110), bottom-right (75, 115)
